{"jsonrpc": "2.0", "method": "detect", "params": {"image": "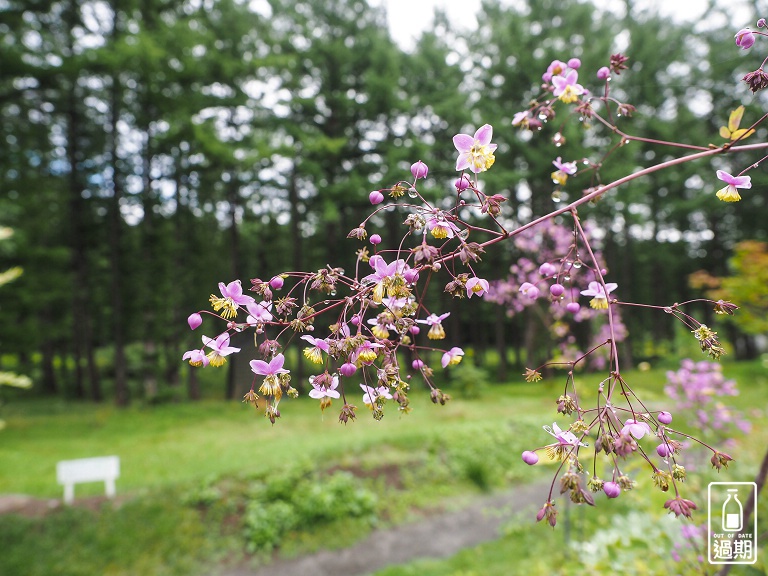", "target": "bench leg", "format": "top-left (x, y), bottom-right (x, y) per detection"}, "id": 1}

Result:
top-left (63, 484), bottom-right (74, 505)
top-left (105, 479), bottom-right (116, 499)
